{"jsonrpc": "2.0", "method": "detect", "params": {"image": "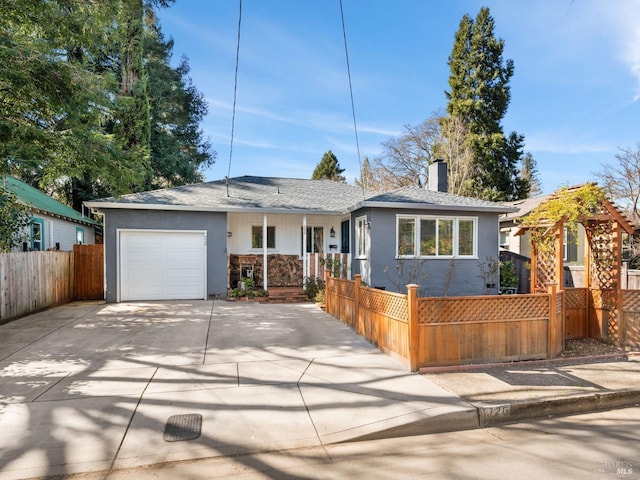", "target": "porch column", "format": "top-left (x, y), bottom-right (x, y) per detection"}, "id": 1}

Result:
top-left (263, 214), bottom-right (268, 291)
top-left (302, 215), bottom-right (308, 283)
